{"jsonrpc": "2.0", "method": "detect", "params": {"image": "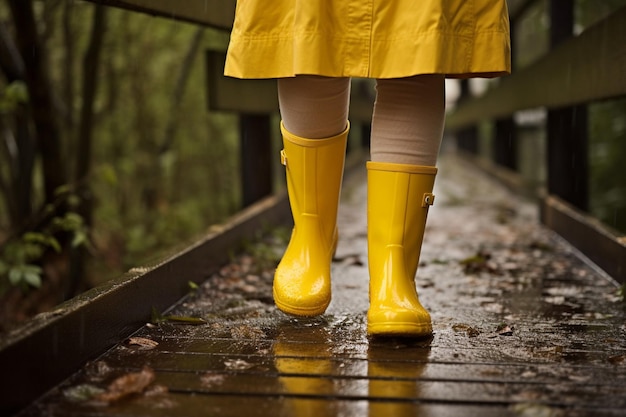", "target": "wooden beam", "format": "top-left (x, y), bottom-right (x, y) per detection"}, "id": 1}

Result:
top-left (206, 51), bottom-right (376, 122)
top-left (541, 194), bottom-right (626, 284)
top-left (206, 51), bottom-right (278, 114)
top-left (82, 0), bottom-right (236, 30)
top-left (447, 6), bottom-right (626, 130)
top-left (507, 0), bottom-right (536, 21)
